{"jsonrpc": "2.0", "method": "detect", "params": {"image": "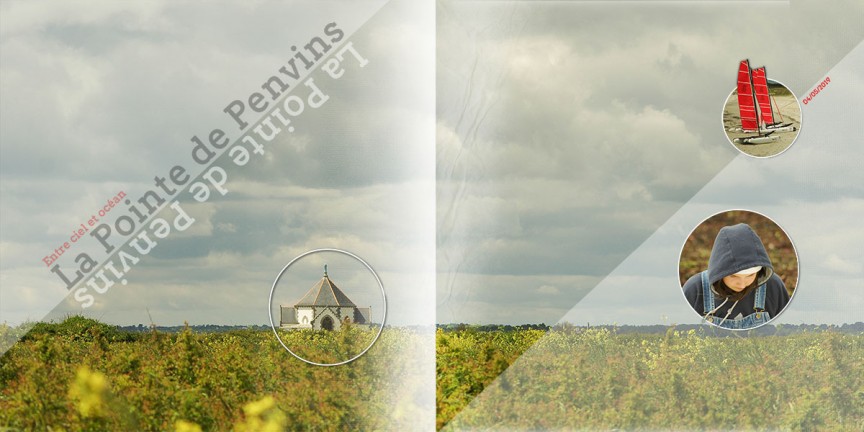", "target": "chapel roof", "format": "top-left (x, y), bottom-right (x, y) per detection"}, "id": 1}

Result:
top-left (295, 265), bottom-right (357, 307)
